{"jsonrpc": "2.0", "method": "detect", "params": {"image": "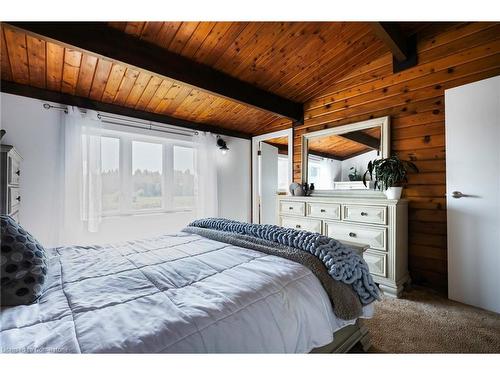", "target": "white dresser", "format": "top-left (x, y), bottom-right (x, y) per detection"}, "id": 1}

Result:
top-left (277, 195), bottom-right (409, 297)
top-left (0, 145), bottom-right (22, 222)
